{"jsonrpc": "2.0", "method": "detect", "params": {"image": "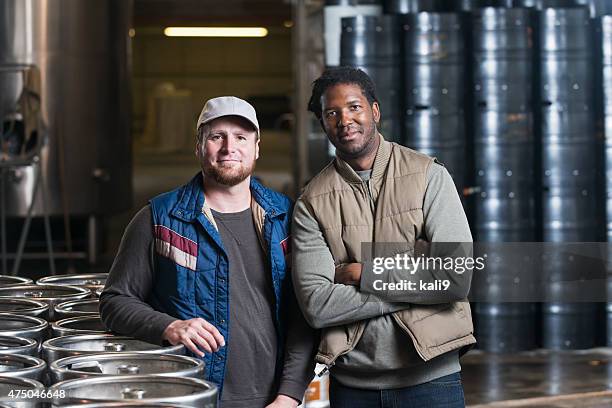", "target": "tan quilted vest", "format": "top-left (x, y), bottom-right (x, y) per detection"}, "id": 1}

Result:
top-left (300, 134), bottom-right (476, 368)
